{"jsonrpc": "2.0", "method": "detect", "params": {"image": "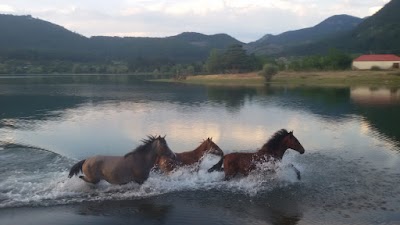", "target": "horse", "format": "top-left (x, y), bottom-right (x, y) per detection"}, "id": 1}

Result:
top-left (68, 135), bottom-right (176, 185)
top-left (155, 137), bottom-right (223, 173)
top-left (208, 129), bottom-right (304, 180)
